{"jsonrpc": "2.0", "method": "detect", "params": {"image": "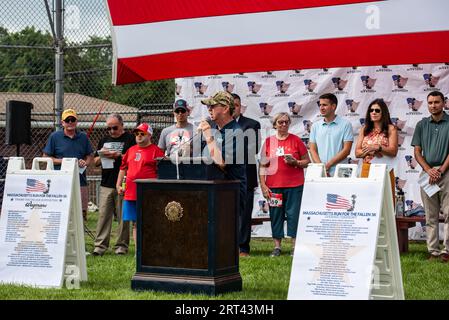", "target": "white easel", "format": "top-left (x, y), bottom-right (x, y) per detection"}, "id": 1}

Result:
top-left (288, 163), bottom-right (404, 300)
top-left (0, 157), bottom-right (87, 288)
